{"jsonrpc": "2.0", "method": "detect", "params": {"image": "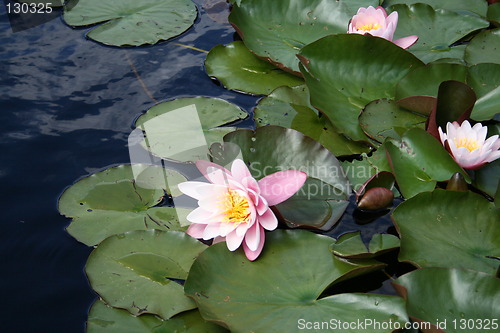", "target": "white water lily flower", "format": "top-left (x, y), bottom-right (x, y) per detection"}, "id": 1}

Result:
top-left (438, 120), bottom-right (500, 169)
